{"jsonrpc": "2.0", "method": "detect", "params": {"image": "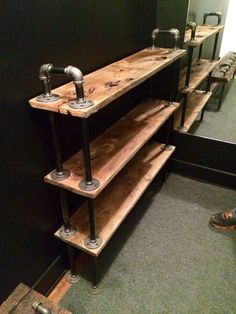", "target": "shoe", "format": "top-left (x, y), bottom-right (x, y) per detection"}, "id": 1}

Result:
top-left (209, 209), bottom-right (236, 230)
